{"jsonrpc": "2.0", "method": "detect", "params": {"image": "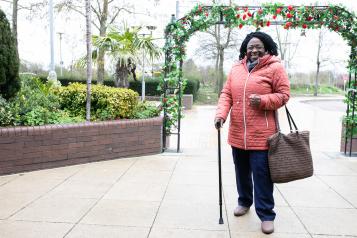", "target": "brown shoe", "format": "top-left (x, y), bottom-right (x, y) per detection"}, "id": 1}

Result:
top-left (261, 221), bottom-right (274, 234)
top-left (233, 206), bottom-right (250, 216)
